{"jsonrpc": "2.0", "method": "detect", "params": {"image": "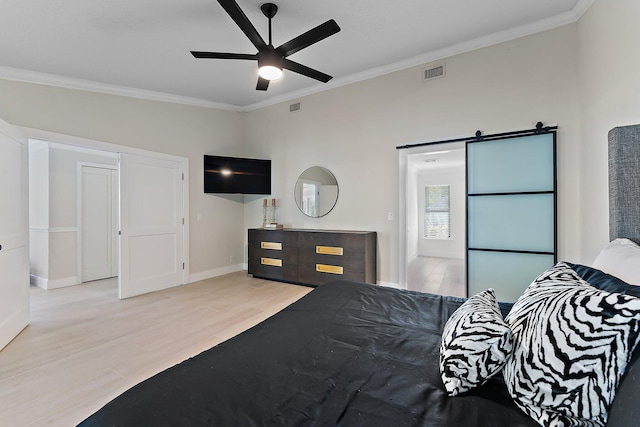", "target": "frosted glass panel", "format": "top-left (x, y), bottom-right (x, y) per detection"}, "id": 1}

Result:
top-left (468, 251), bottom-right (555, 303)
top-left (467, 133), bottom-right (554, 194)
top-left (468, 194), bottom-right (554, 252)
